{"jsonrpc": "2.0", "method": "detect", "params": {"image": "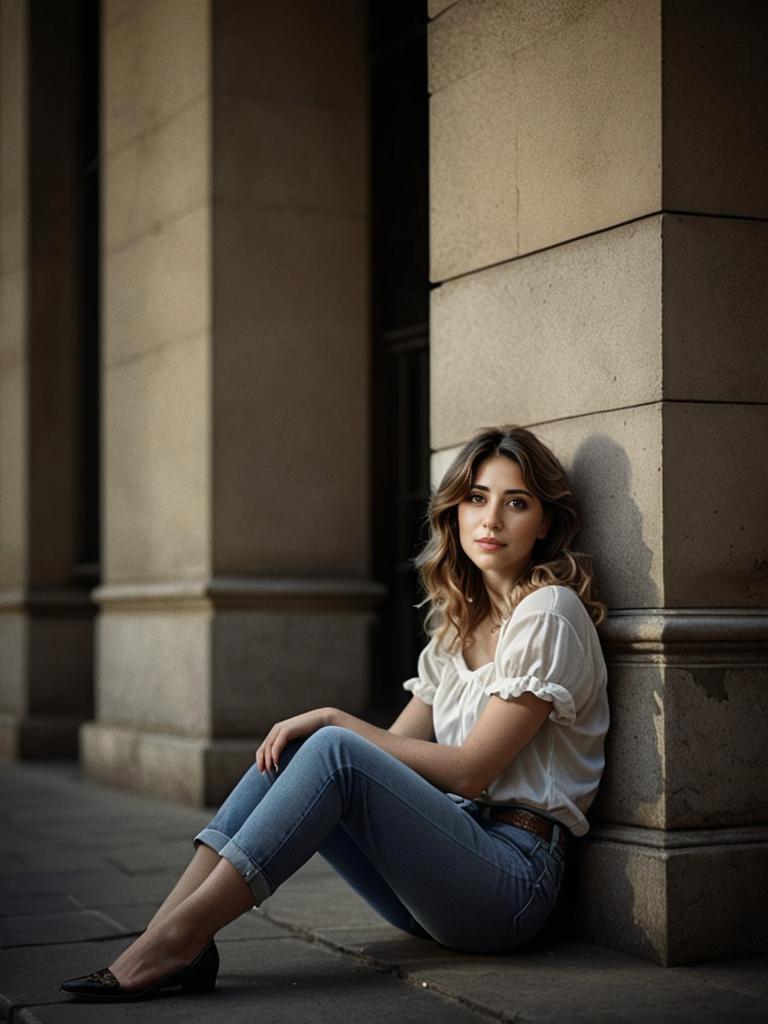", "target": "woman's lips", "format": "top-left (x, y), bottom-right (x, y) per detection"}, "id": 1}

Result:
top-left (476, 538), bottom-right (505, 550)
